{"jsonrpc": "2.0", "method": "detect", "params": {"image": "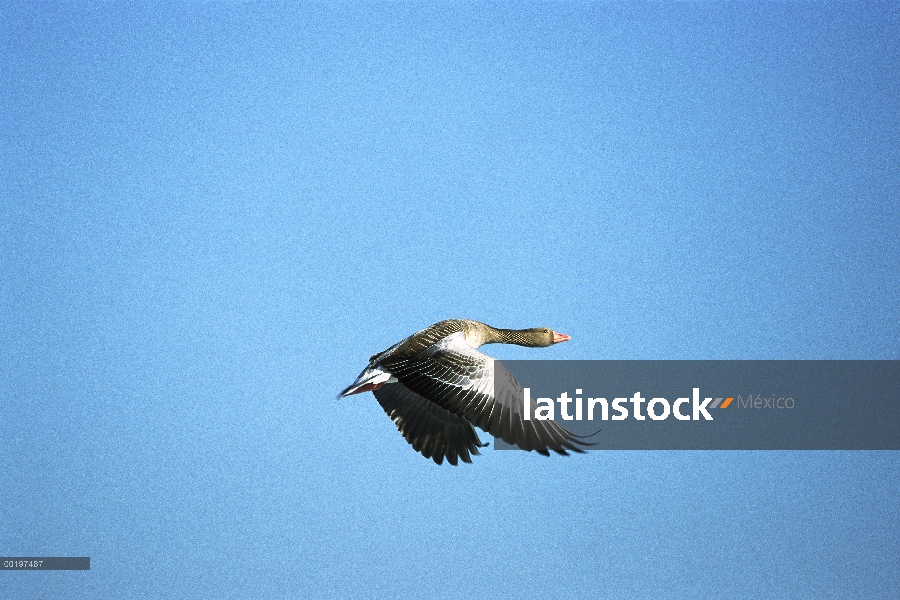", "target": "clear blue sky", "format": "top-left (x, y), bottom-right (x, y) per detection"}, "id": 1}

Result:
top-left (2, 2), bottom-right (898, 598)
